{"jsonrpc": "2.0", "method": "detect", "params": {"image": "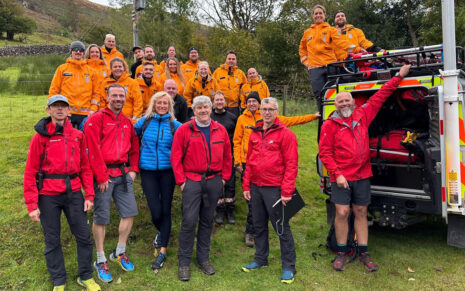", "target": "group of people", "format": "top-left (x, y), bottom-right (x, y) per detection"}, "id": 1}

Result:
top-left (23, 4), bottom-right (410, 290)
